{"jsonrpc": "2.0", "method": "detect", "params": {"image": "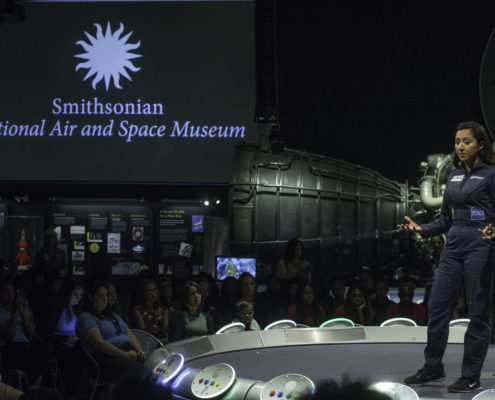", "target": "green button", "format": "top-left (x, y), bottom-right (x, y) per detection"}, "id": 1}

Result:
top-left (286, 394), bottom-right (292, 399)
top-left (210, 381), bottom-right (215, 386)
